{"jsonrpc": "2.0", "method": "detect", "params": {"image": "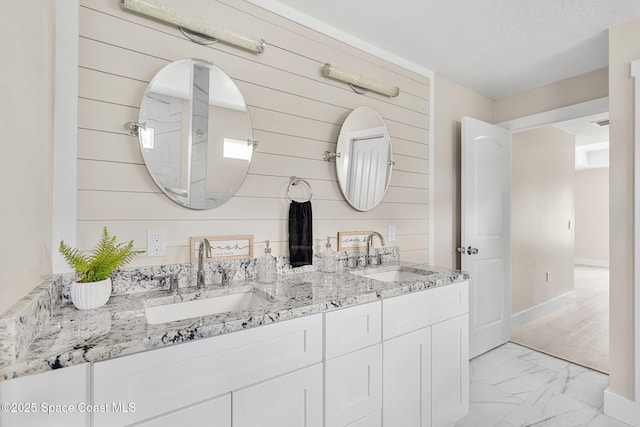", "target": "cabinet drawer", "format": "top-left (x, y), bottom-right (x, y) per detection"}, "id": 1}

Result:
top-left (324, 301), bottom-right (381, 359)
top-left (134, 394), bottom-right (230, 427)
top-left (325, 344), bottom-right (382, 427)
top-left (383, 281), bottom-right (468, 339)
top-left (93, 314), bottom-right (322, 427)
top-left (347, 410), bottom-right (381, 427)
